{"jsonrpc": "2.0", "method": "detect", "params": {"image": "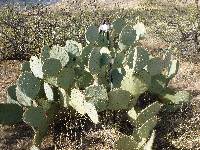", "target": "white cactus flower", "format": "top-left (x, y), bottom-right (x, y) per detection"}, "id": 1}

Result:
top-left (99, 24), bottom-right (110, 32)
top-left (134, 22), bottom-right (146, 40)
